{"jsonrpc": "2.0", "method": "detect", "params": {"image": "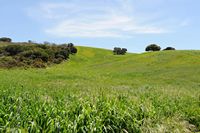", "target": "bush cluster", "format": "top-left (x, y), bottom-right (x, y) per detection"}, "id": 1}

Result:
top-left (0, 37), bottom-right (12, 42)
top-left (145, 44), bottom-right (161, 51)
top-left (113, 47), bottom-right (127, 55)
top-left (145, 44), bottom-right (176, 51)
top-left (163, 47), bottom-right (176, 51)
top-left (0, 43), bottom-right (77, 68)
